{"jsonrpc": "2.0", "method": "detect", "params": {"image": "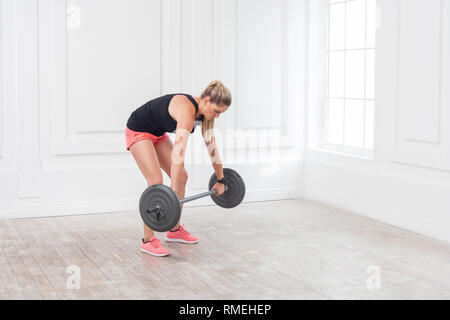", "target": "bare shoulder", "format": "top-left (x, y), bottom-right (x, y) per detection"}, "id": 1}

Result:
top-left (168, 95), bottom-right (196, 123)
